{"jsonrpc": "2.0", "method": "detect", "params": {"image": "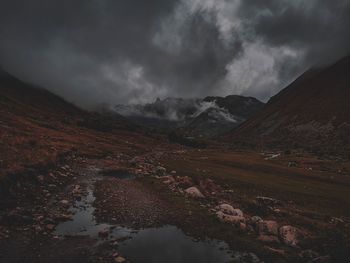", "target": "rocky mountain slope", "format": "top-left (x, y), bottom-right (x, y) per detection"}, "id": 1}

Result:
top-left (114, 96), bottom-right (264, 137)
top-left (0, 69), bottom-right (153, 179)
top-left (227, 55), bottom-right (350, 156)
